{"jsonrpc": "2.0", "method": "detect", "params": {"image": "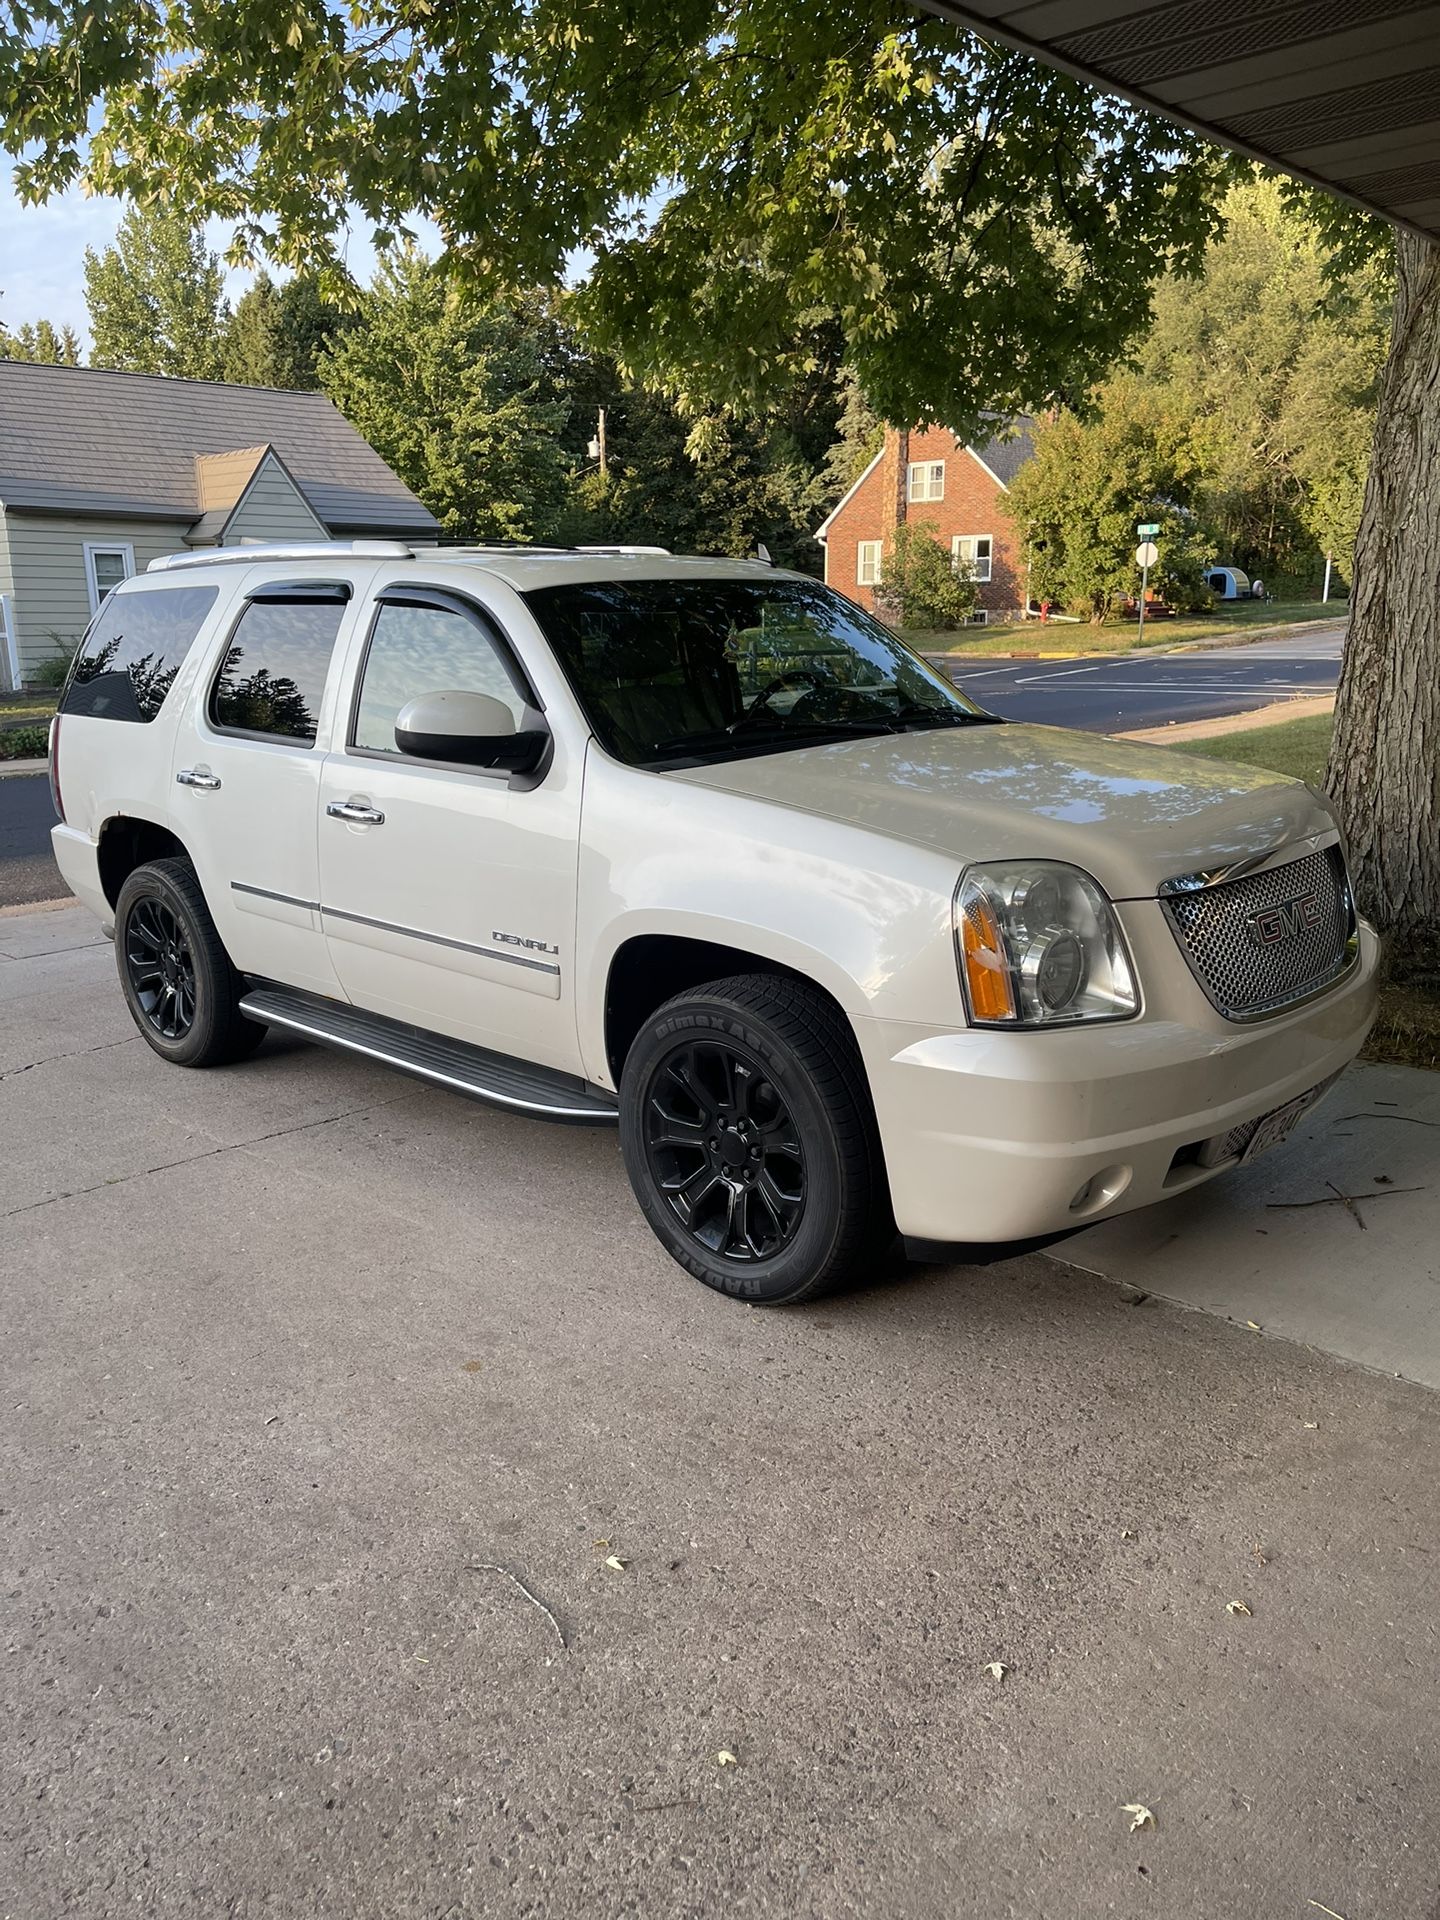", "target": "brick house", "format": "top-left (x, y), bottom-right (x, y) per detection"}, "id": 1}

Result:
top-left (814, 420), bottom-right (1034, 624)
